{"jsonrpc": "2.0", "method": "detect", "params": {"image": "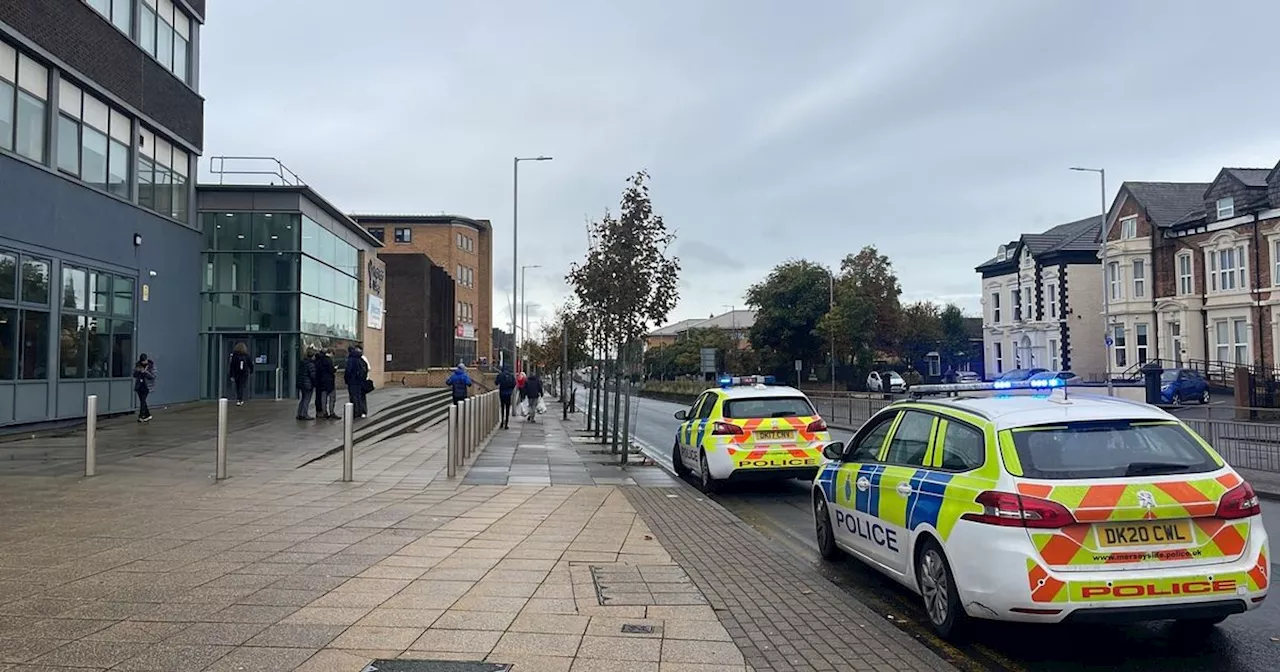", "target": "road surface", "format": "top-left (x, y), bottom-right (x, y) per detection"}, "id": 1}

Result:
top-left (597, 390), bottom-right (1280, 672)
